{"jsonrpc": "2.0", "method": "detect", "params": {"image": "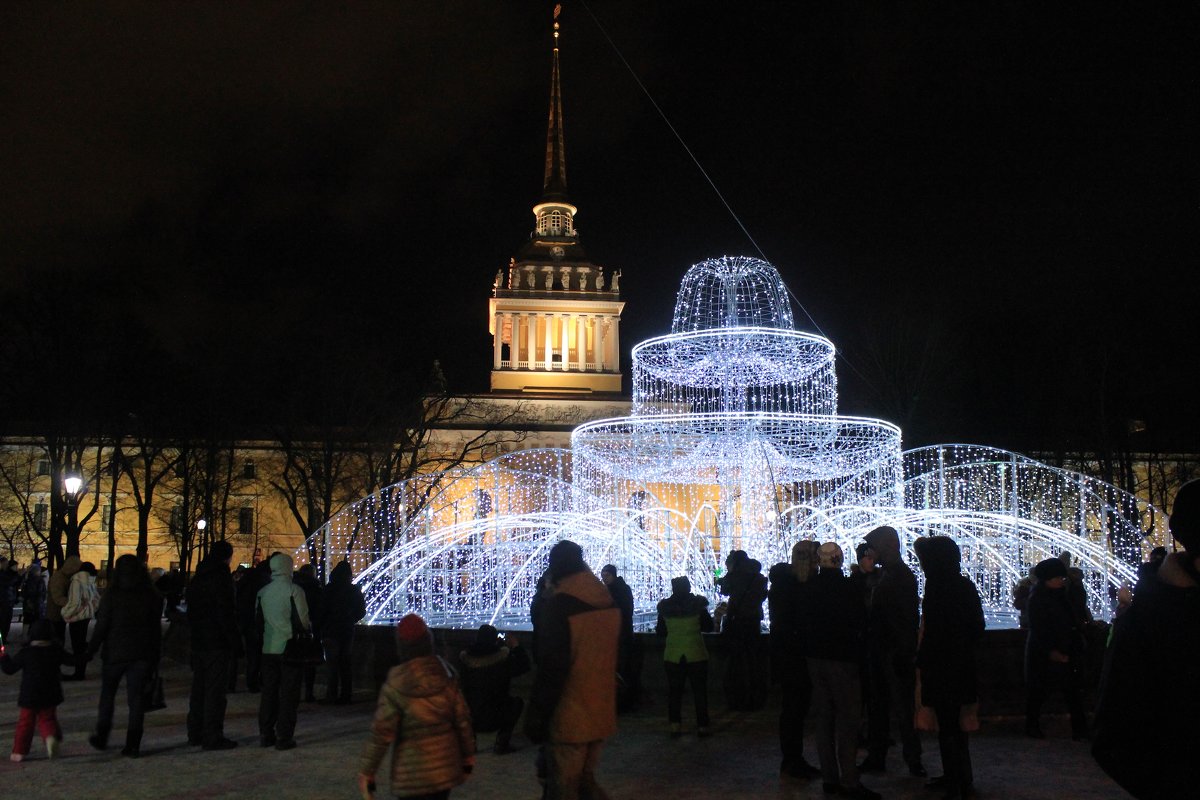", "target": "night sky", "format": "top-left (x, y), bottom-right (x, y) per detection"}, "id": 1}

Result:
top-left (1, 3), bottom-right (1194, 451)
